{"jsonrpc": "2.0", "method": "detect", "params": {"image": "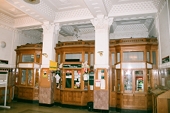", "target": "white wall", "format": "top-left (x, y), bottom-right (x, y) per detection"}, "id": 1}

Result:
top-left (159, 3), bottom-right (170, 58)
top-left (0, 26), bottom-right (15, 68)
top-left (0, 26), bottom-right (42, 68)
top-left (158, 1), bottom-right (170, 67)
